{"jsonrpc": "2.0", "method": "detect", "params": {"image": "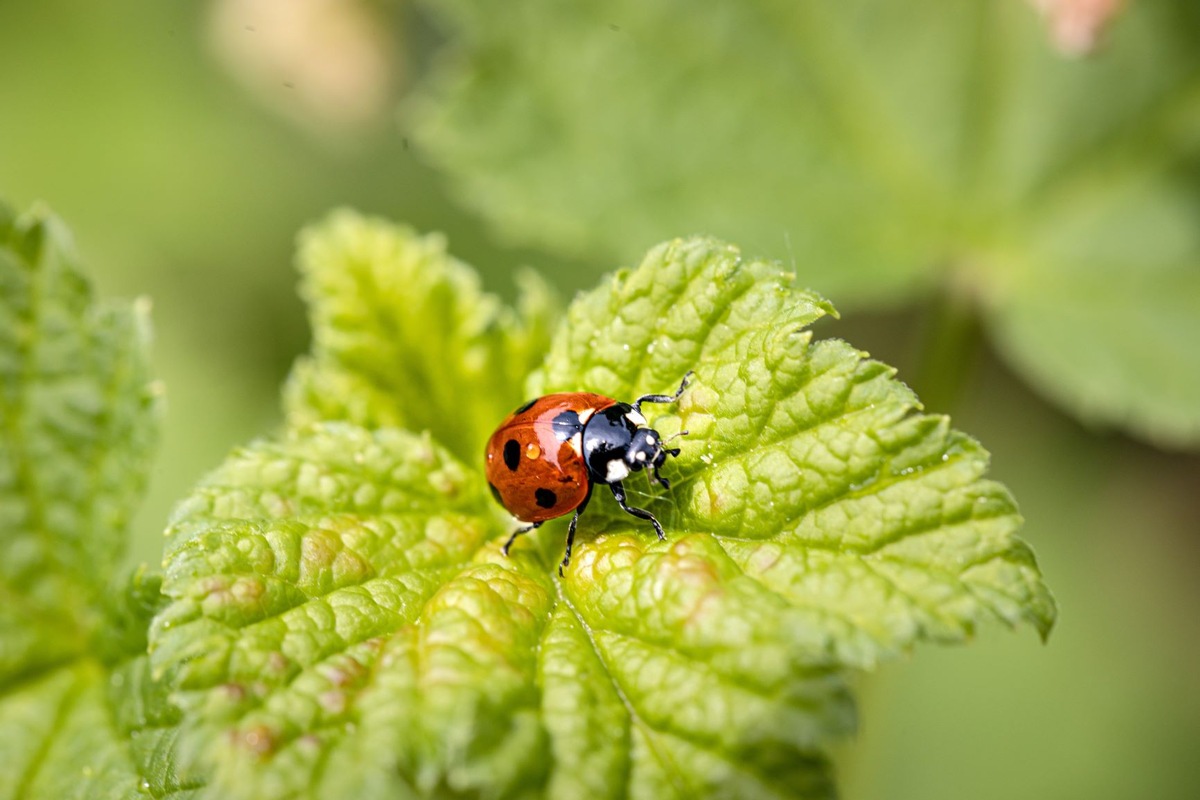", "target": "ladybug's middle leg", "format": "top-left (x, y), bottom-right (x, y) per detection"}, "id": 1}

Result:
top-left (609, 481), bottom-right (666, 540)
